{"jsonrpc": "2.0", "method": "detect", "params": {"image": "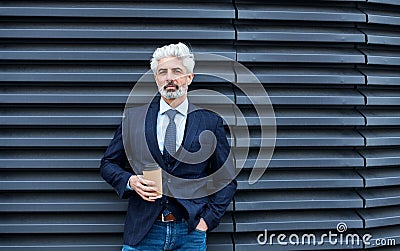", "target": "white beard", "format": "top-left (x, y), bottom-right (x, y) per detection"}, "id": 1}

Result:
top-left (158, 82), bottom-right (188, 99)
